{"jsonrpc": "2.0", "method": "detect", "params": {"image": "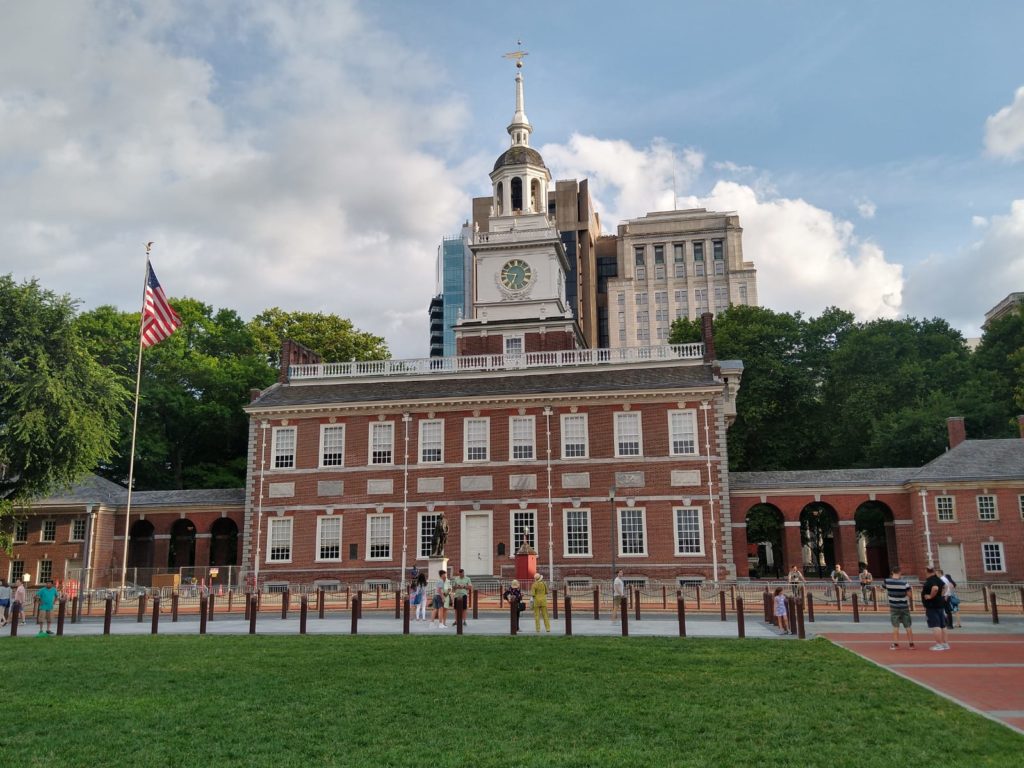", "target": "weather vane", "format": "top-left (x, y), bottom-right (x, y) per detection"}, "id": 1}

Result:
top-left (503, 39), bottom-right (528, 69)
